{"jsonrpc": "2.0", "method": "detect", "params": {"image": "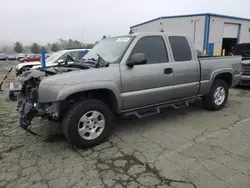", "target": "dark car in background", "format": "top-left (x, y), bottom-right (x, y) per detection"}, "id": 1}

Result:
top-left (233, 43), bottom-right (250, 85)
top-left (0, 53), bottom-right (8, 61)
